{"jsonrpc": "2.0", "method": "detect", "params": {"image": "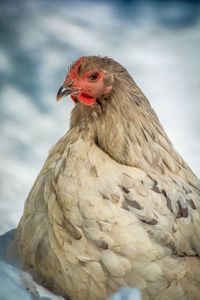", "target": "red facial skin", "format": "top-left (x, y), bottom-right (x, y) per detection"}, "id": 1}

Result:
top-left (65, 58), bottom-right (112, 106)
